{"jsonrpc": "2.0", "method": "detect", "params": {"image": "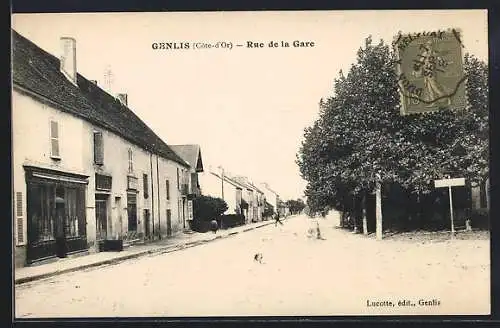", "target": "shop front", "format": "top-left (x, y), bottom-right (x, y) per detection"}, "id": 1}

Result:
top-left (24, 166), bottom-right (89, 264)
